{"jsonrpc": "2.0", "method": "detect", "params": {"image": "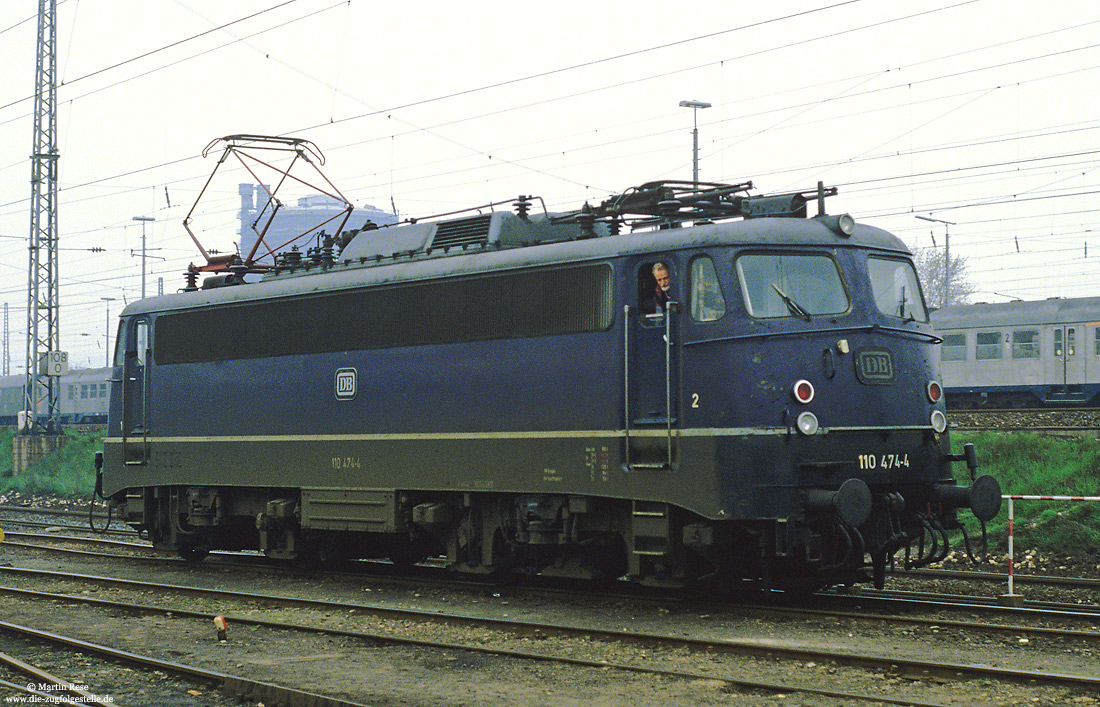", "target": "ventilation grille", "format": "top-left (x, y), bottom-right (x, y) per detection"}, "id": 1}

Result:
top-left (430, 214), bottom-right (492, 250)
